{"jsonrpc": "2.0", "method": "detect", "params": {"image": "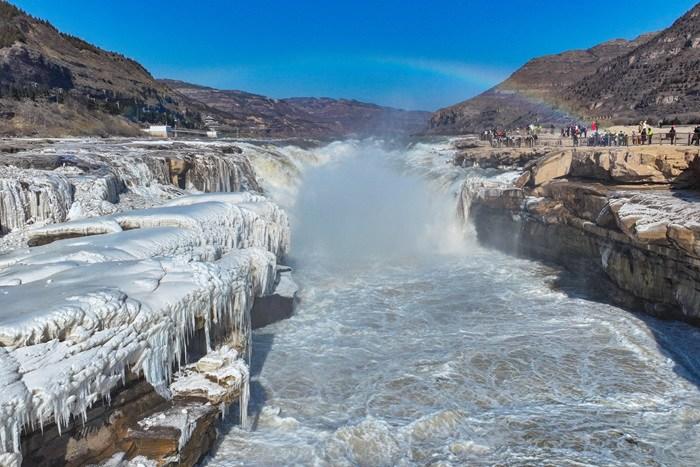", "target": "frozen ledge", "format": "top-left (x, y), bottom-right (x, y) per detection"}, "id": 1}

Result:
top-left (0, 193), bottom-right (290, 459)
